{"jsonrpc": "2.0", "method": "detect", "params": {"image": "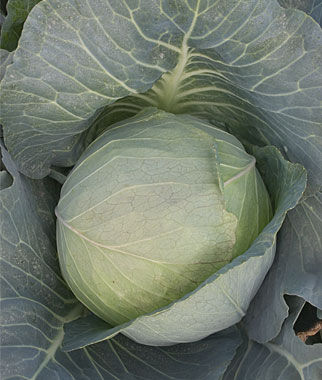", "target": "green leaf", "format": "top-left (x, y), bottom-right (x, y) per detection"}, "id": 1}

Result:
top-left (311, 0), bottom-right (322, 25)
top-left (0, 49), bottom-right (13, 81)
top-left (70, 325), bottom-right (243, 380)
top-left (1, 0), bottom-right (178, 178)
top-left (1, 0), bottom-right (320, 193)
top-left (278, 0), bottom-right (322, 26)
top-left (63, 315), bottom-right (243, 379)
top-left (0, 0), bottom-right (42, 51)
top-left (0, 143), bottom-right (84, 378)
top-left (244, 190), bottom-right (322, 343)
top-left (223, 297), bottom-right (322, 380)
